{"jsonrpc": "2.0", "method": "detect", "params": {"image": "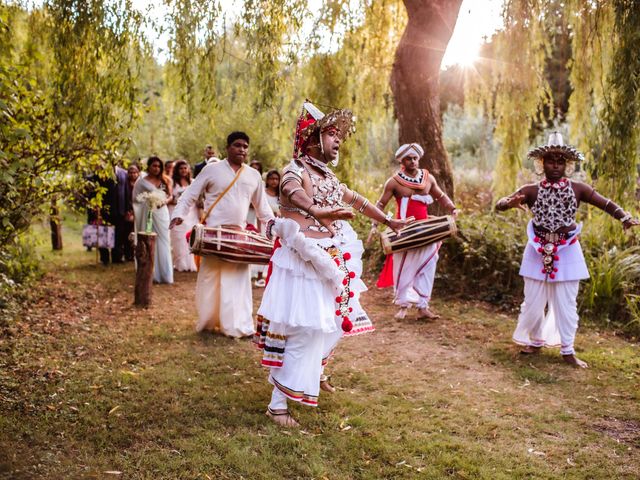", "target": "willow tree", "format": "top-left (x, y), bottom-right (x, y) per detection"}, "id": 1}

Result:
top-left (567, 0), bottom-right (640, 201)
top-left (467, 0), bottom-right (639, 203)
top-left (390, 0), bottom-right (463, 196)
top-left (0, 1), bottom-right (145, 251)
top-left (161, 0), bottom-right (464, 195)
top-left (465, 0), bottom-right (552, 198)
